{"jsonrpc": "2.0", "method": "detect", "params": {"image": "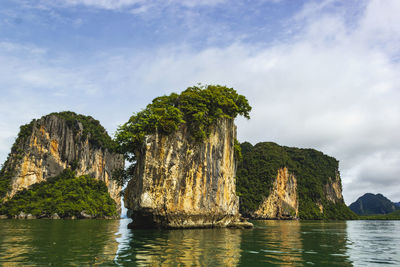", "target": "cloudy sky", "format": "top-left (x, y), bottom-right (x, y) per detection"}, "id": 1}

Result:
top-left (0, 0), bottom-right (399, 204)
